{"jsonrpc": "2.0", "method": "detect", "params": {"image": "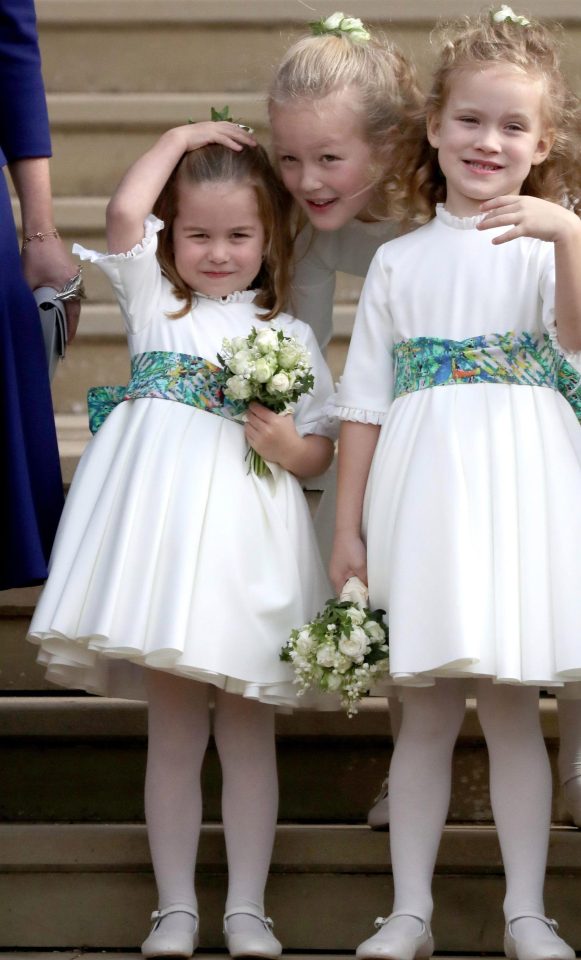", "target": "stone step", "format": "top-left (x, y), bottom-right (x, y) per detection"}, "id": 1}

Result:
top-left (35, 0), bottom-right (581, 97)
top-left (0, 822), bottom-right (579, 951)
top-left (0, 694), bottom-right (569, 823)
top-left (1, 956), bottom-right (496, 960)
